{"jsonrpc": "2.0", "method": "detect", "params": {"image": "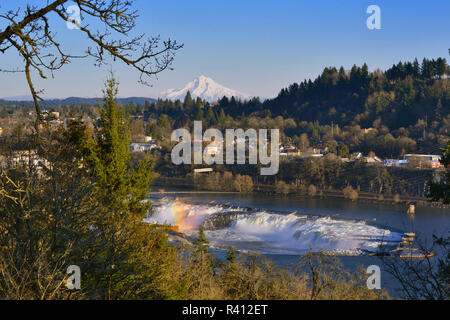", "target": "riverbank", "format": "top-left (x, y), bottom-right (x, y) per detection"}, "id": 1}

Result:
top-left (151, 176), bottom-right (448, 209)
